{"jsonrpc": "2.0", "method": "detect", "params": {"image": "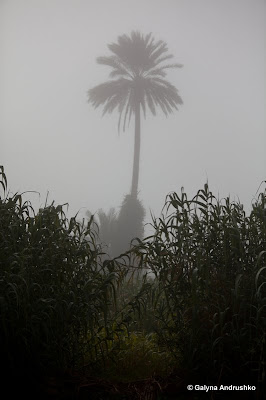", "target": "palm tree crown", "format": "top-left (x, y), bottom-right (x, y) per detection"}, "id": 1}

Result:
top-left (88, 31), bottom-right (183, 130)
top-left (88, 31), bottom-right (183, 197)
